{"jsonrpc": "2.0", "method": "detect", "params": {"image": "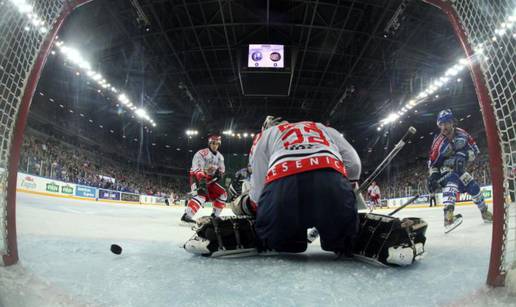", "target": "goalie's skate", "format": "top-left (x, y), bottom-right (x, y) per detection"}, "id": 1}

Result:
top-left (444, 214), bottom-right (463, 234)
